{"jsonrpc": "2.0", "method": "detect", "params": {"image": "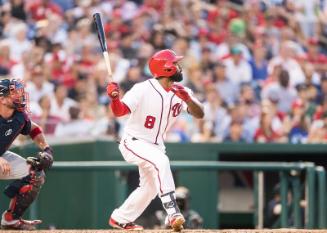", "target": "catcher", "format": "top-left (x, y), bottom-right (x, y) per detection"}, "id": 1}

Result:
top-left (0, 78), bottom-right (53, 230)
